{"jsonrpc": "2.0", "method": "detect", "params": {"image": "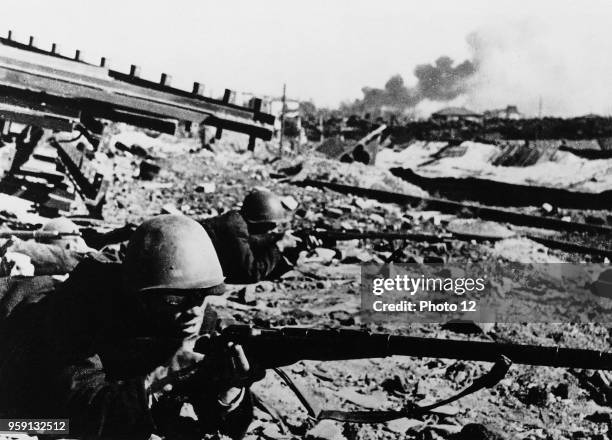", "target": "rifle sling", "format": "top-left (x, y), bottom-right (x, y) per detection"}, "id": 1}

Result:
top-left (273, 356), bottom-right (512, 424)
